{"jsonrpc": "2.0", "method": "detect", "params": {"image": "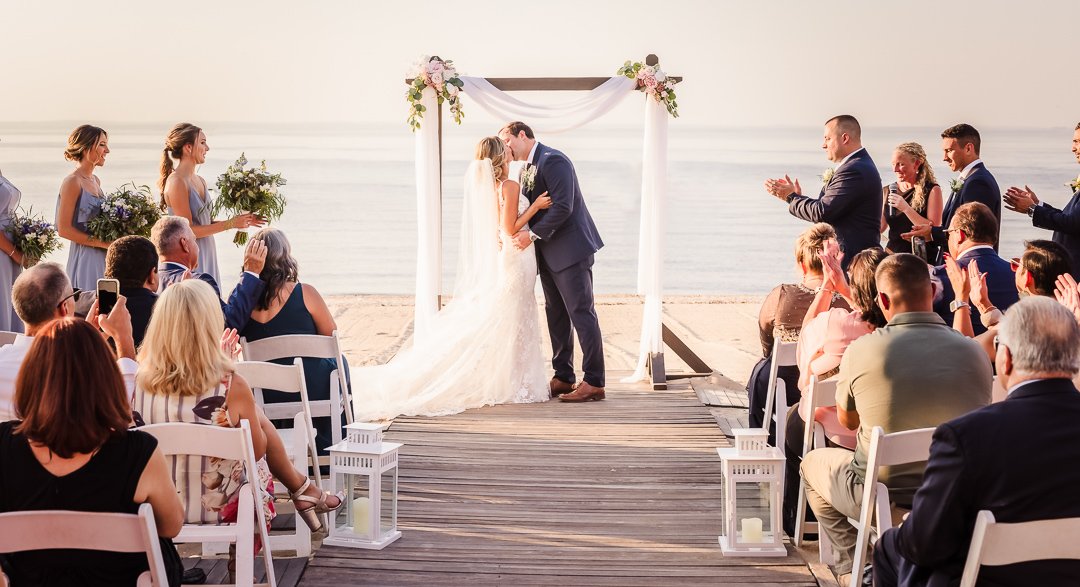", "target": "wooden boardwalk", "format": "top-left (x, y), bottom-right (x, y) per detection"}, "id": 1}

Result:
top-left (298, 378), bottom-right (820, 586)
